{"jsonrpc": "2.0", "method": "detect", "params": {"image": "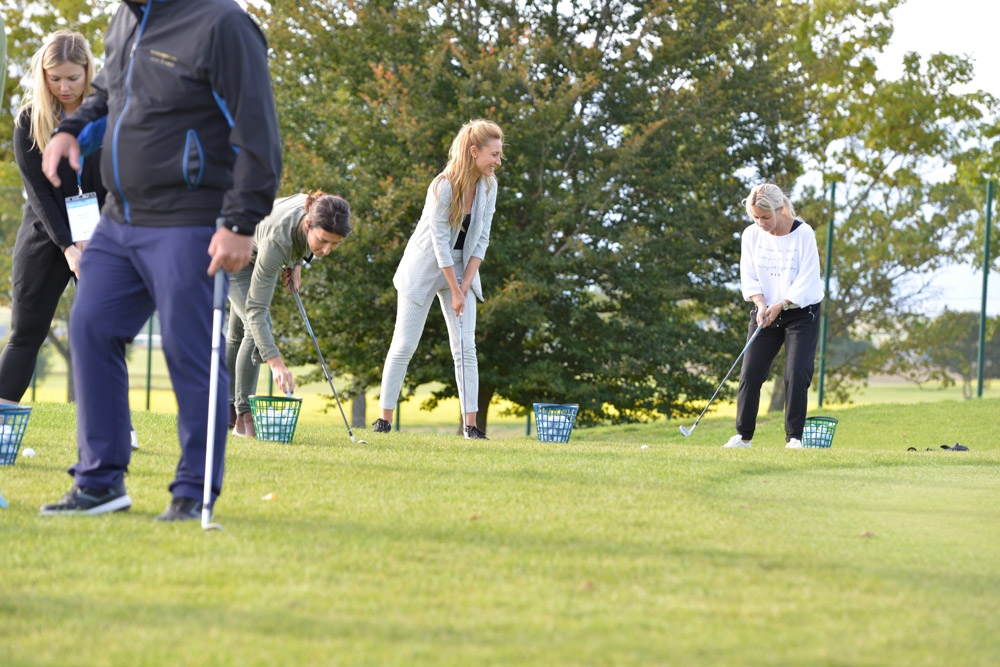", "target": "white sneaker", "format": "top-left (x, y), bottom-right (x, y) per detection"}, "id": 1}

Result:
top-left (723, 434), bottom-right (751, 448)
top-left (786, 438), bottom-right (804, 449)
top-left (130, 429), bottom-right (139, 451)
